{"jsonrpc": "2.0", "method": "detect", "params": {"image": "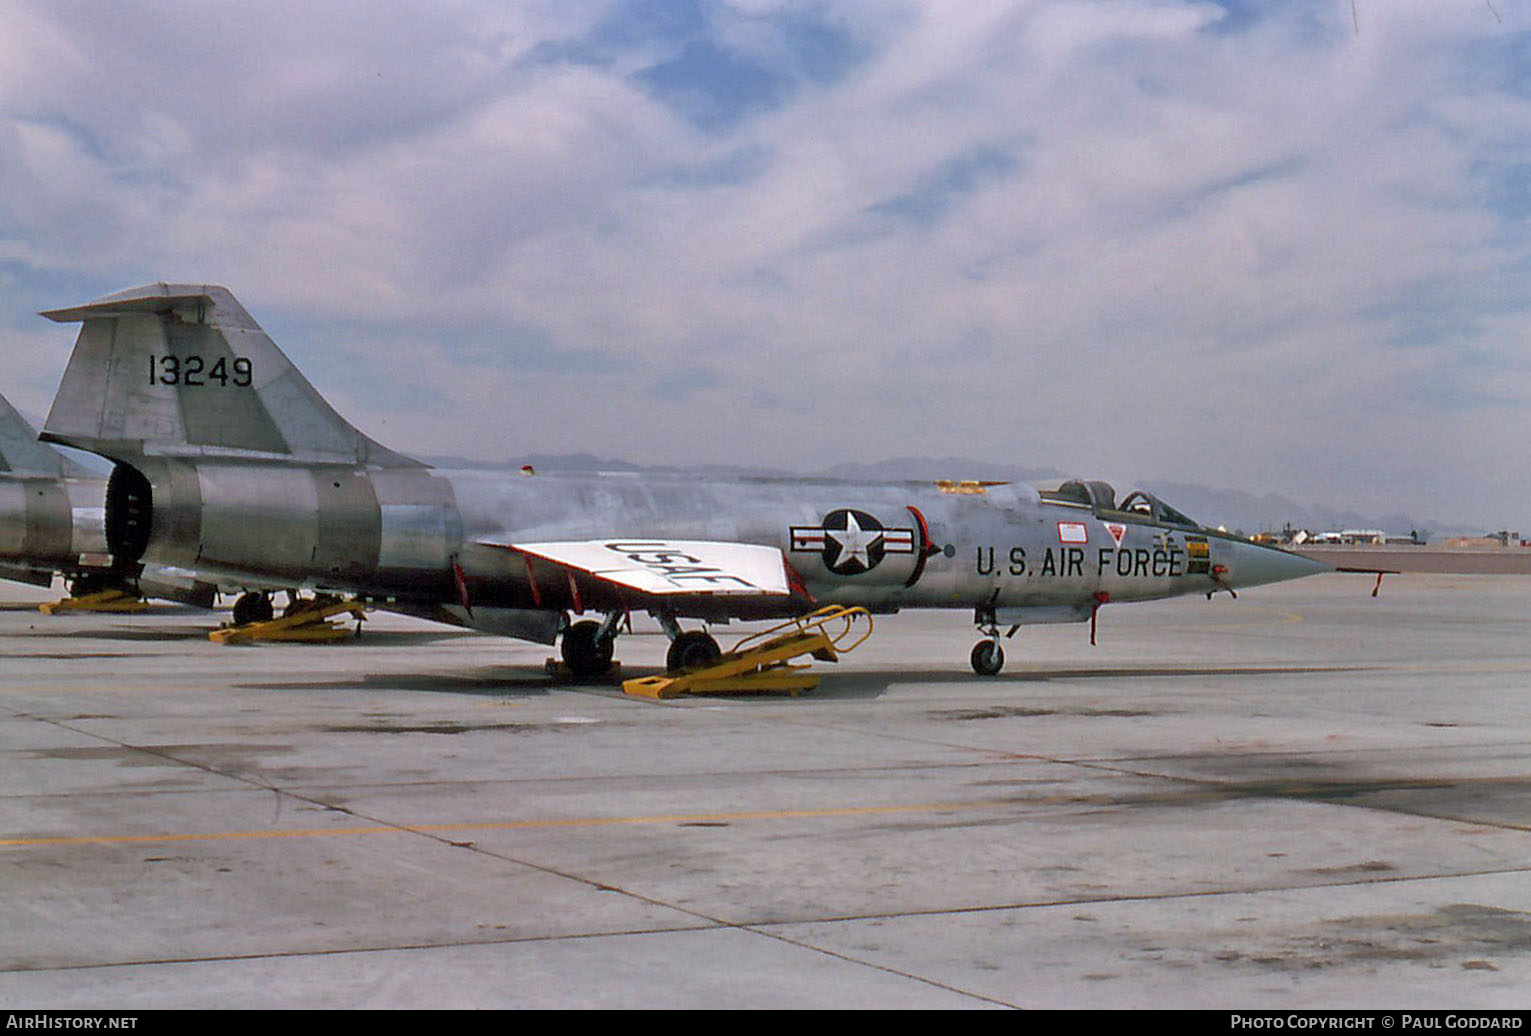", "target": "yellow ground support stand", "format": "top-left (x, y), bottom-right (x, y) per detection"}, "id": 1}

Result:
top-left (209, 600), bottom-right (367, 645)
top-left (622, 606), bottom-right (873, 700)
top-left (39, 589), bottom-right (149, 615)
